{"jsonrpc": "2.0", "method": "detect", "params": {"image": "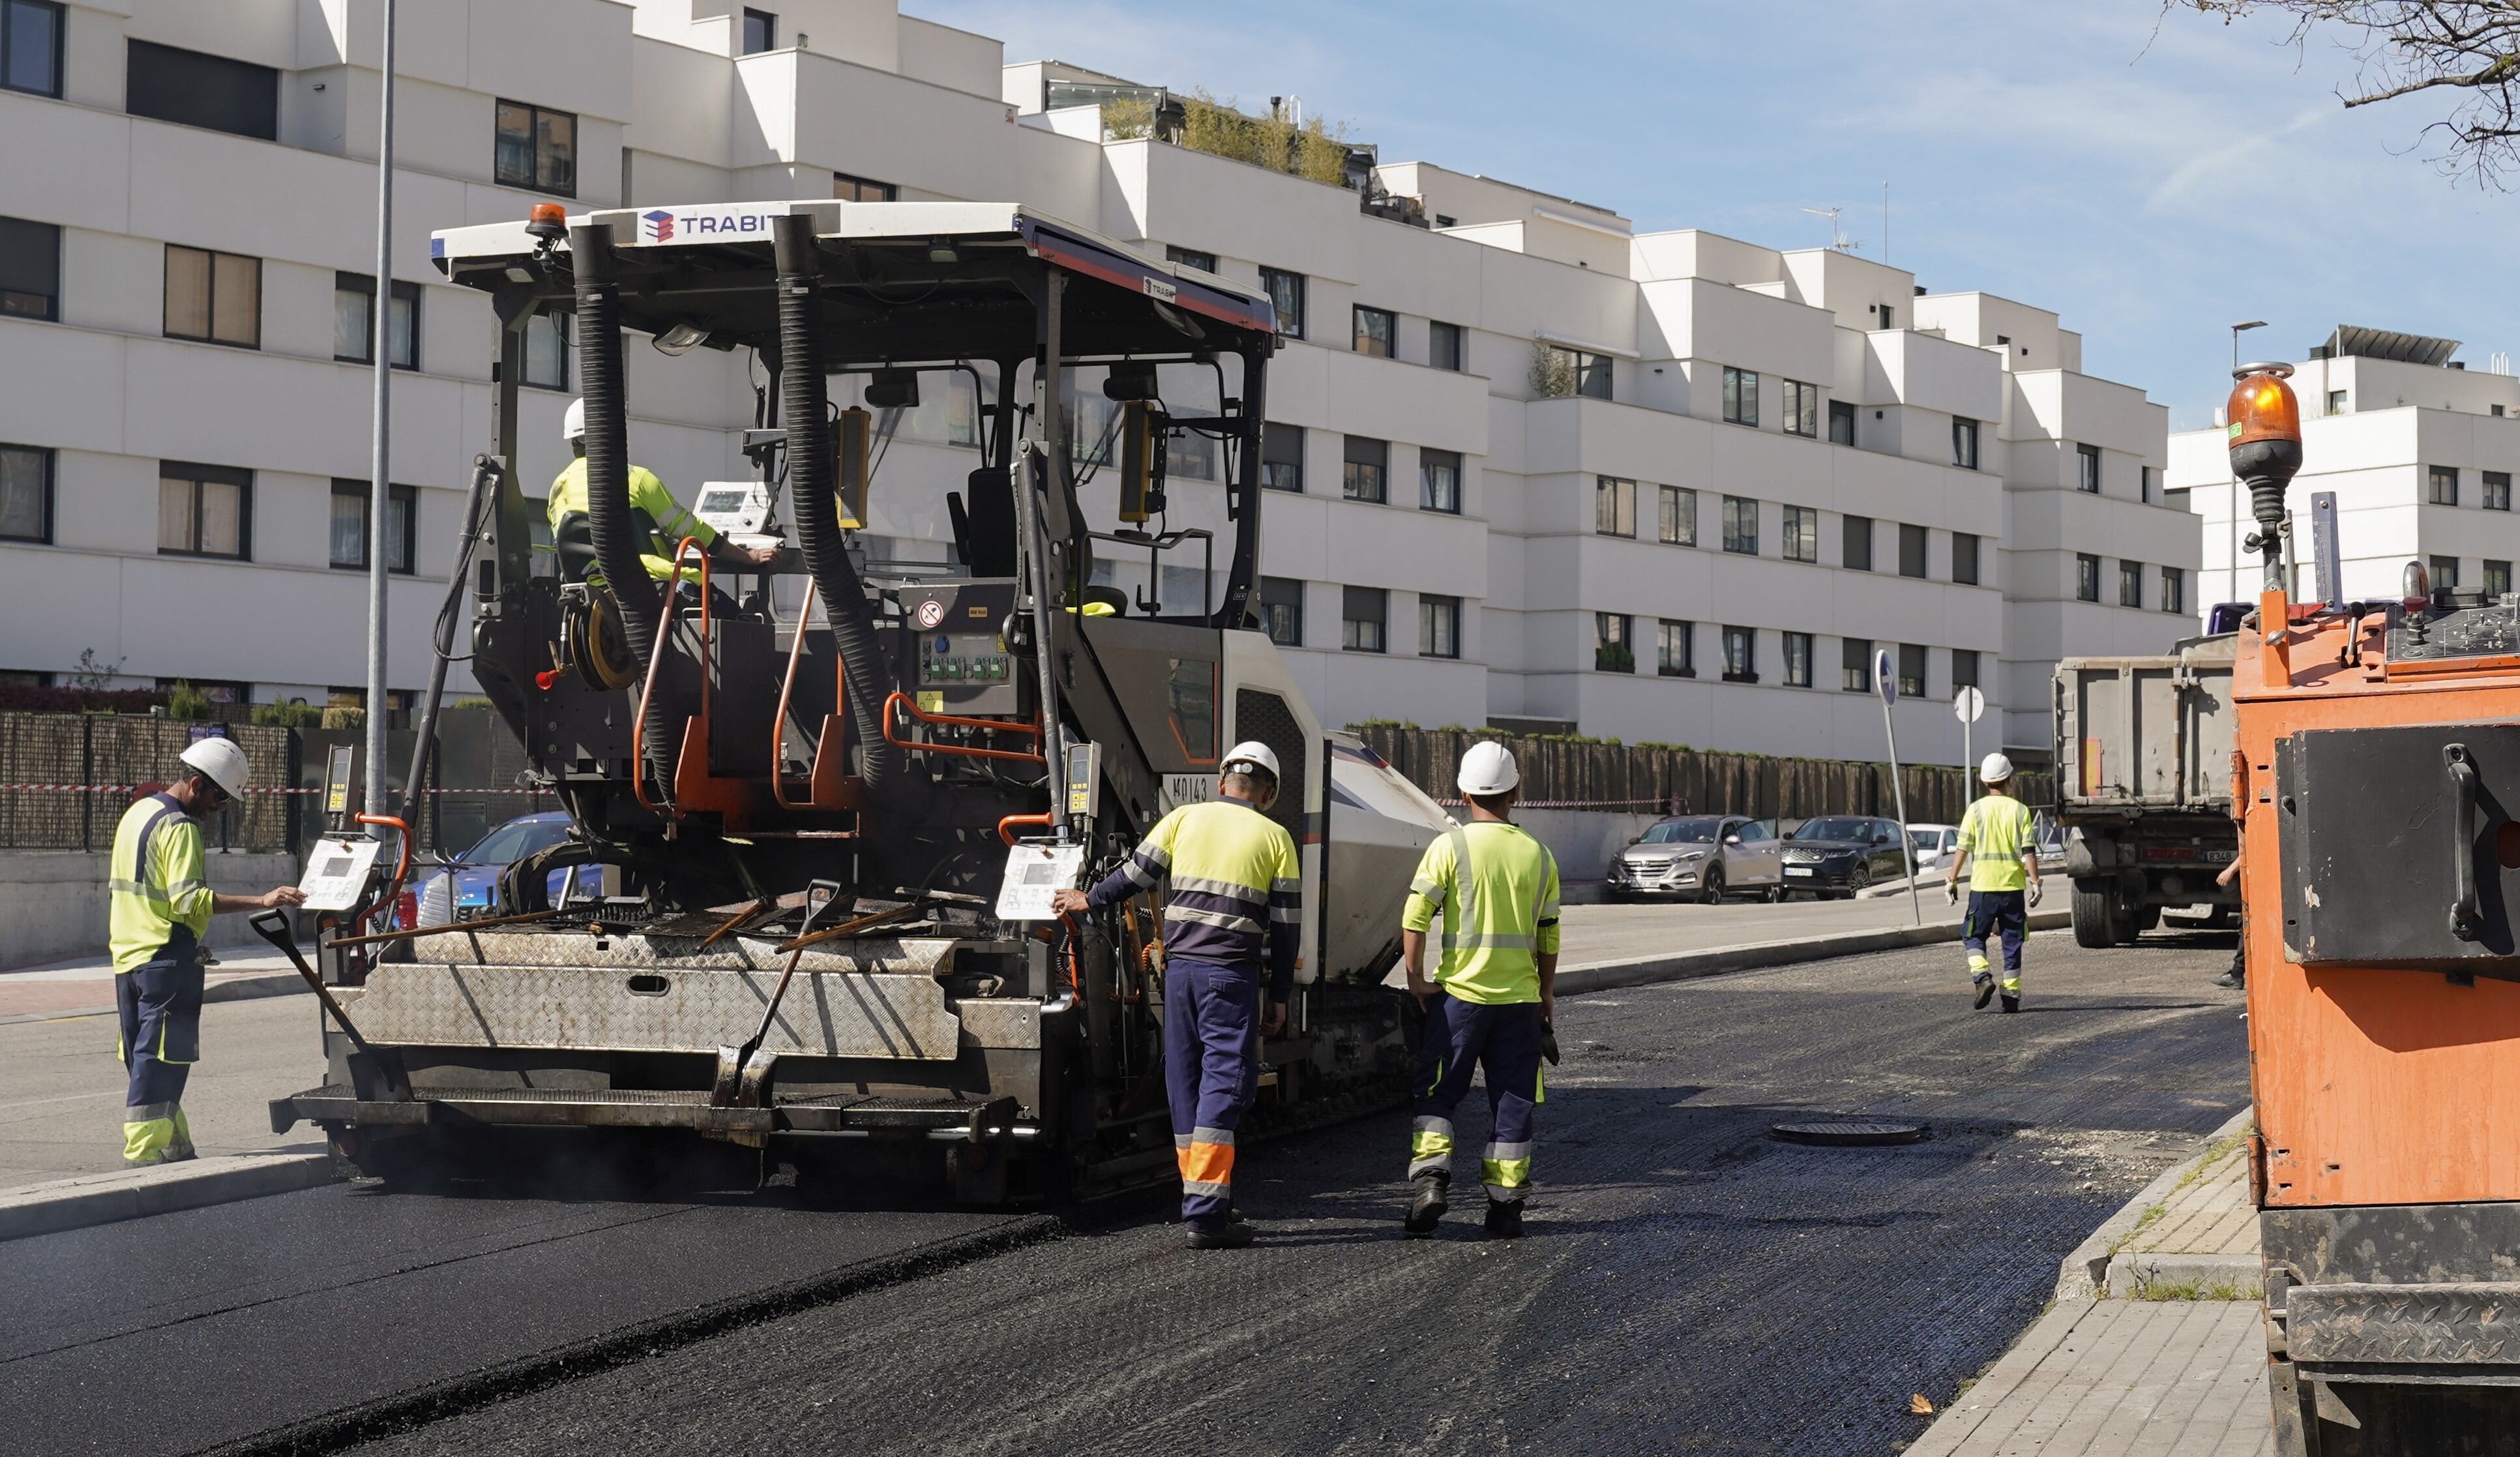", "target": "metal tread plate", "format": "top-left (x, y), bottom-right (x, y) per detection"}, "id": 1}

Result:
top-left (2290, 1281), bottom-right (2520, 1366)
top-left (402, 929), bottom-right (973, 974)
